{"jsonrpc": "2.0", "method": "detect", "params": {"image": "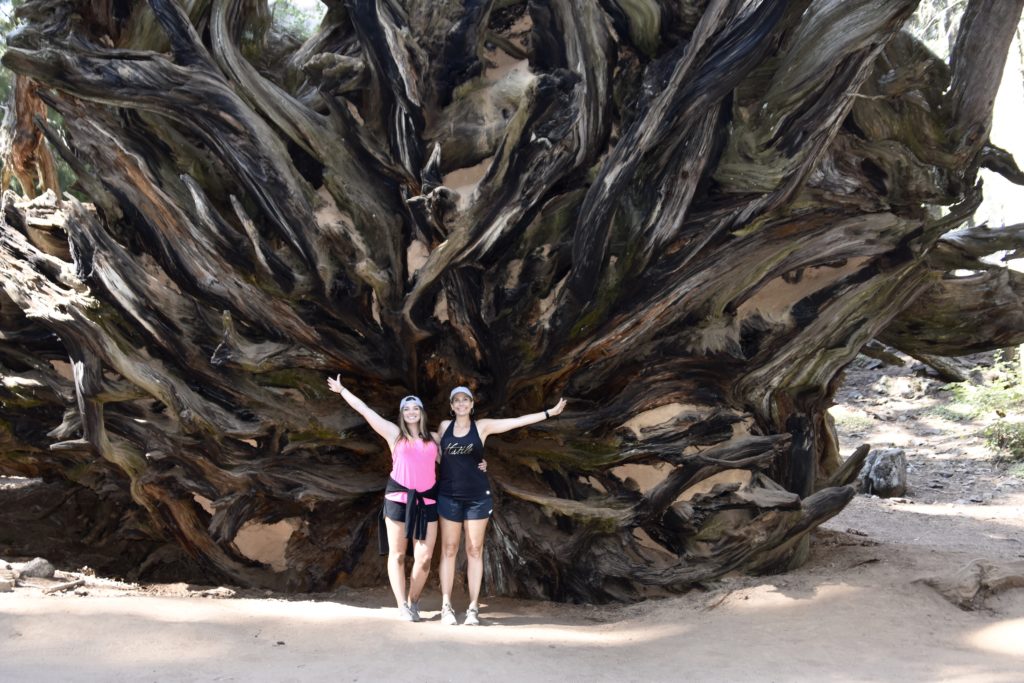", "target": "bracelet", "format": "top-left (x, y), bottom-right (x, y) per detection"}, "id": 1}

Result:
top-left (544, 409), bottom-right (549, 419)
